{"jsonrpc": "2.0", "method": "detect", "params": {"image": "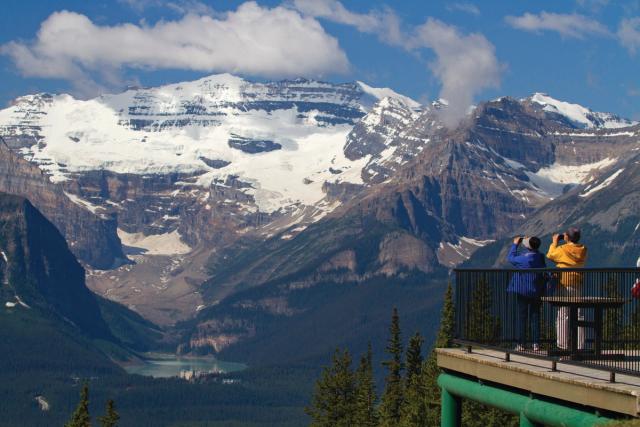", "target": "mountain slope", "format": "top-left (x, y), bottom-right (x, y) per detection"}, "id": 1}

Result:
top-left (178, 94), bottom-right (640, 361)
top-left (467, 151), bottom-right (640, 269)
top-left (0, 141), bottom-right (124, 269)
top-left (0, 192), bottom-right (162, 352)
